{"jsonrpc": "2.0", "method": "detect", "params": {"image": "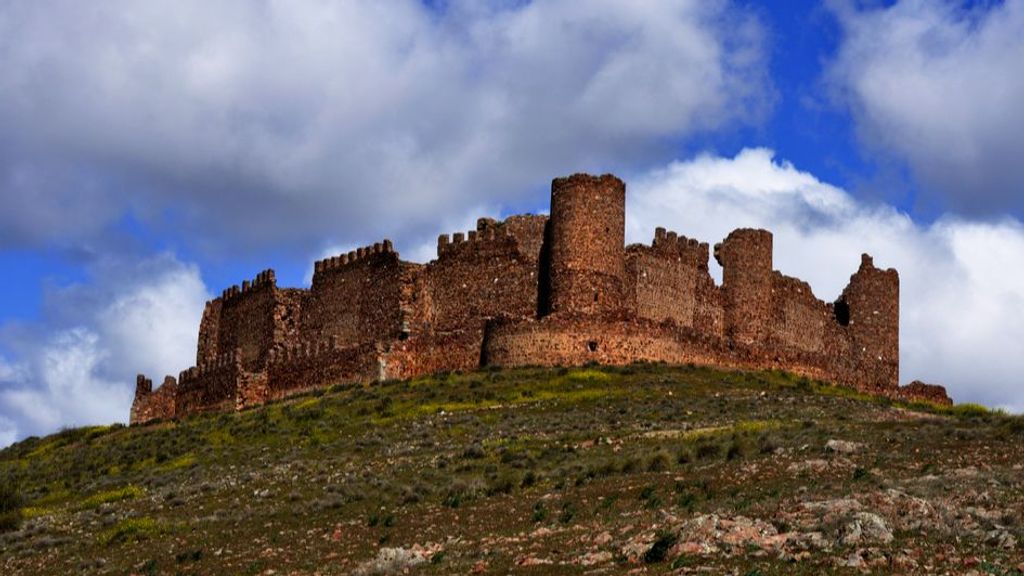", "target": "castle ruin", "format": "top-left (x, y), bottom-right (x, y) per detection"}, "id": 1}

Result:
top-left (131, 173), bottom-right (950, 424)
